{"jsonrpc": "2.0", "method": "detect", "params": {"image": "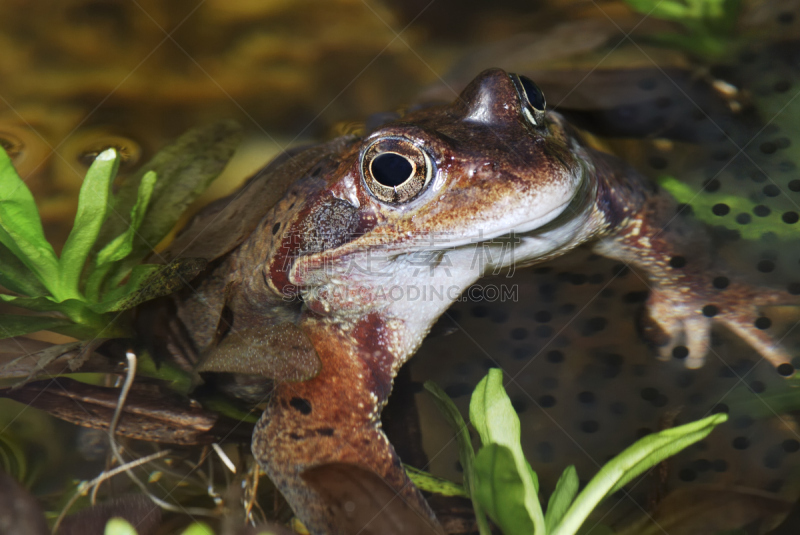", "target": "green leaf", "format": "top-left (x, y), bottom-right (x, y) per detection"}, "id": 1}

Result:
top-left (180, 522), bottom-right (214, 535)
top-left (0, 314), bottom-right (77, 339)
top-left (57, 148), bottom-right (120, 300)
top-left (469, 369), bottom-right (545, 534)
top-left (425, 381), bottom-right (491, 535)
top-left (136, 349), bottom-right (194, 396)
top-left (1, 294), bottom-right (80, 313)
top-left (527, 462), bottom-right (540, 495)
top-left (649, 31), bottom-right (733, 58)
top-left (91, 258), bottom-right (206, 313)
top-left (0, 242), bottom-right (48, 296)
top-left (0, 146), bottom-right (59, 293)
top-left (0, 429), bottom-right (32, 486)
top-left (474, 444), bottom-right (537, 535)
top-left (620, 0), bottom-right (740, 57)
top-left (104, 518), bottom-right (138, 535)
top-left (95, 121), bottom-right (242, 266)
top-left (1, 294), bottom-right (92, 320)
top-left (198, 394), bottom-right (261, 424)
top-left (0, 295), bottom-right (122, 338)
top-left (545, 465), bottom-right (580, 532)
top-left (89, 264), bottom-right (160, 312)
top-left (83, 260), bottom-right (114, 303)
top-left (551, 413), bottom-right (728, 535)
top-left (622, 0), bottom-right (736, 23)
top-left (87, 169), bottom-right (157, 301)
top-left (622, 0), bottom-right (687, 20)
top-left (469, 369), bottom-right (520, 447)
top-left (607, 415), bottom-right (727, 494)
top-left (404, 465), bottom-right (469, 498)
top-left (96, 170), bottom-right (157, 266)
